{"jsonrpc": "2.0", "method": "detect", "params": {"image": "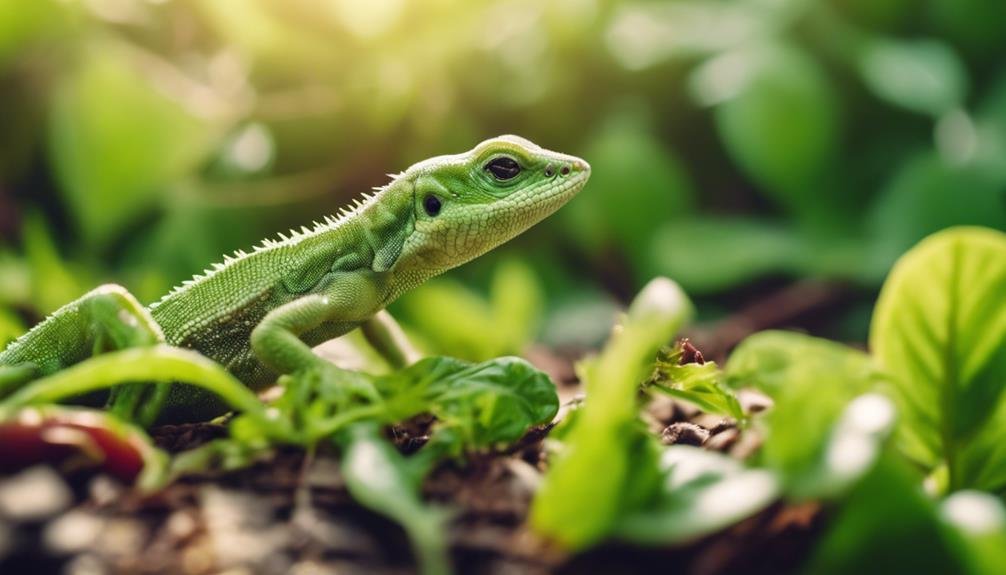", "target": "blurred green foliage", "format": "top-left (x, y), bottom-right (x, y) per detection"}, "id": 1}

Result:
top-left (1, 0), bottom-right (1005, 347)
